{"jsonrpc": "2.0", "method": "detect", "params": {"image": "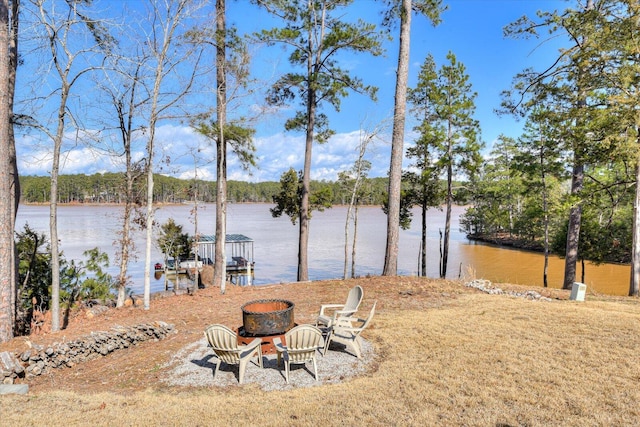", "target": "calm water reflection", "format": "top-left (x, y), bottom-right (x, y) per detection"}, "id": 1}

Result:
top-left (15, 204), bottom-right (631, 296)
